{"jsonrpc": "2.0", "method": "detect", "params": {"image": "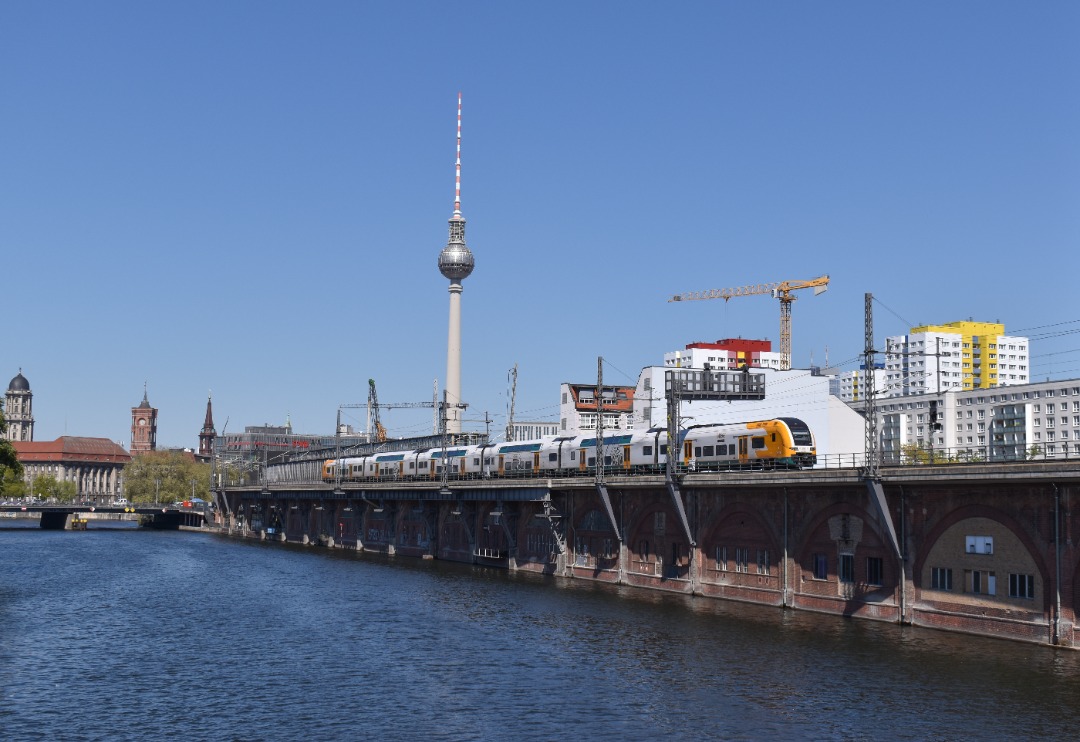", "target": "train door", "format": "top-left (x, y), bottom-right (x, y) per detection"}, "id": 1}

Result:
top-left (533, 452), bottom-right (539, 472)
top-left (623, 445), bottom-right (631, 471)
top-left (683, 440), bottom-right (693, 465)
top-left (498, 454), bottom-right (505, 476)
top-left (738, 437), bottom-right (749, 464)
